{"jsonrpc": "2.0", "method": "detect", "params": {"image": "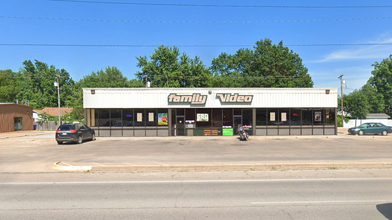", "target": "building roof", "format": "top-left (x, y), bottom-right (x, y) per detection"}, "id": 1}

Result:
top-left (34, 107), bottom-right (73, 117)
top-left (365, 113), bottom-right (390, 119)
